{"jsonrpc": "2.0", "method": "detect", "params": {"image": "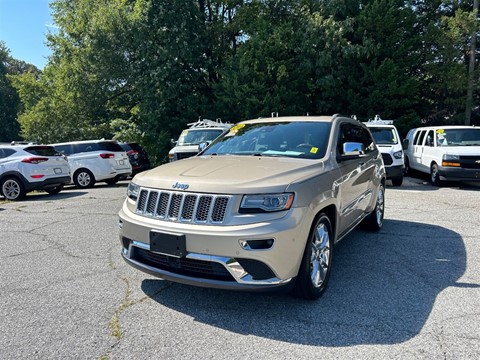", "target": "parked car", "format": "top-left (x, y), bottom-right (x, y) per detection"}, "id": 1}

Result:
top-left (364, 115), bottom-right (404, 186)
top-left (0, 145), bottom-right (71, 200)
top-left (50, 140), bottom-right (132, 188)
top-left (168, 118), bottom-right (232, 161)
top-left (403, 125), bottom-right (480, 186)
top-left (119, 142), bottom-right (151, 176)
top-left (119, 115), bottom-right (386, 300)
